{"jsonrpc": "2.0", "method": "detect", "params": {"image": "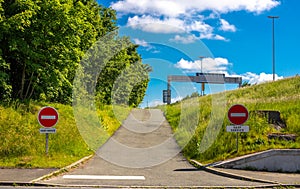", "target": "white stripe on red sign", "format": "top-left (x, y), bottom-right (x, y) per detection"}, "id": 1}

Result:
top-left (230, 113), bottom-right (246, 117)
top-left (41, 115), bottom-right (56, 120)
